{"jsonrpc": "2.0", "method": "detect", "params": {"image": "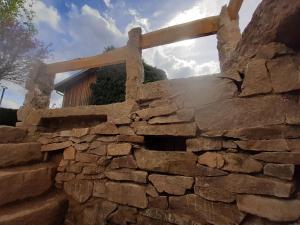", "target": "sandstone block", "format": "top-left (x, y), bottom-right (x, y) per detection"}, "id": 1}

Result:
top-left (0, 163), bottom-right (54, 206)
top-left (109, 155), bottom-right (137, 169)
top-left (93, 180), bottom-right (106, 198)
top-left (105, 182), bottom-right (148, 208)
top-left (186, 137), bottom-right (222, 152)
top-left (148, 111), bottom-right (193, 124)
top-left (64, 179), bottom-right (93, 203)
top-left (55, 172), bottom-right (75, 183)
top-left (194, 186), bottom-right (236, 203)
top-left (90, 122), bottom-right (119, 135)
top-left (135, 149), bottom-right (226, 176)
top-left (41, 141), bottom-right (72, 152)
top-left (0, 126), bottom-right (27, 143)
top-left (196, 174), bottom-right (294, 198)
top-left (133, 104), bottom-right (177, 120)
top-left (264, 163), bottom-right (295, 180)
top-left (137, 215), bottom-right (173, 225)
top-left (117, 135), bottom-right (144, 143)
top-left (107, 143), bottom-right (132, 156)
top-left (74, 143), bottom-right (89, 151)
top-left (196, 95), bottom-right (289, 132)
top-left (198, 152), bottom-right (225, 169)
top-left (105, 169), bottom-right (148, 183)
top-left (108, 206), bottom-right (137, 225)
top-left (72, 128), bottom-right (89, 137)
top-left (149, 196), bottom-right (168, 209)
top-left (118, 126), bottom-right (135, 135)
top-left (240, 59), bottom-right (272, 96)
top-left (0, 142), bottom-right (42, 168)
top-left (87, 145), bottom-right (107, 156)
top-left (0, 193), bottom-right (68, 225)
top-left (235, 139), bottom-right (289, 152)
top-left (149, 174), bottom-right (194, 195)
top-left (63, 146), bottom-right (76, 160)
top-left (75, 153), bottom-right (99, 163)
top-left (169, 194), bottom-right (245, 225)
top-left (146, 184), bottom-right (159, 197)
top-left (254, 152), bottom-right (300, 165)
top-left (237, 195), bottom-right (300, 222)
top-left (134, 123), bottom-right (196, 136)
top-left (267, 56), bottom-right (300, 93)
